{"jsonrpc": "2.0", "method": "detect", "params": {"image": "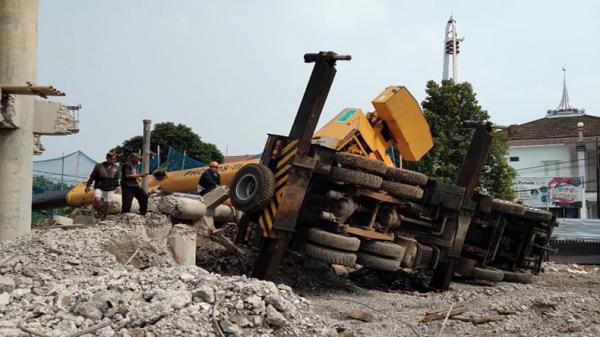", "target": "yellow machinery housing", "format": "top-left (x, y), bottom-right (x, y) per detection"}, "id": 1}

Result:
top-left (64, 86), bottom-right (432, 207)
